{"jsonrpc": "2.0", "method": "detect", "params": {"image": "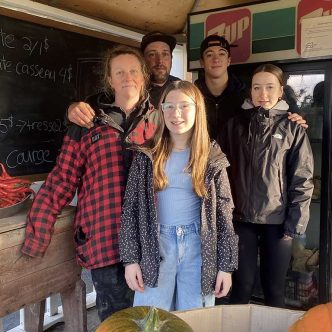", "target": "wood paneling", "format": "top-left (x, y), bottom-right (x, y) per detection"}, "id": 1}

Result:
top-left (2, 0), bottom-right (264, 40)
top-left (0, 205), bottom-right (81, 317)
top-left (34, 0), bottom-right (195, 34)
